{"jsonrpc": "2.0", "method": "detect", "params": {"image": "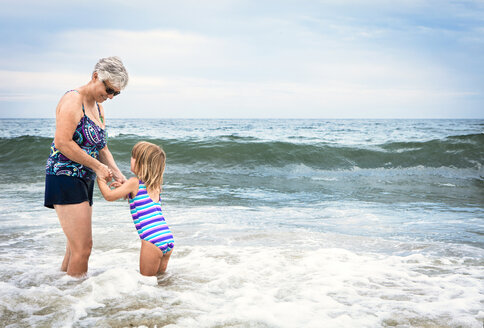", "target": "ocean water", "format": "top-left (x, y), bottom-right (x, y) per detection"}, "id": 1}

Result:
top-left (0, 118), bottom-right (483, 328)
